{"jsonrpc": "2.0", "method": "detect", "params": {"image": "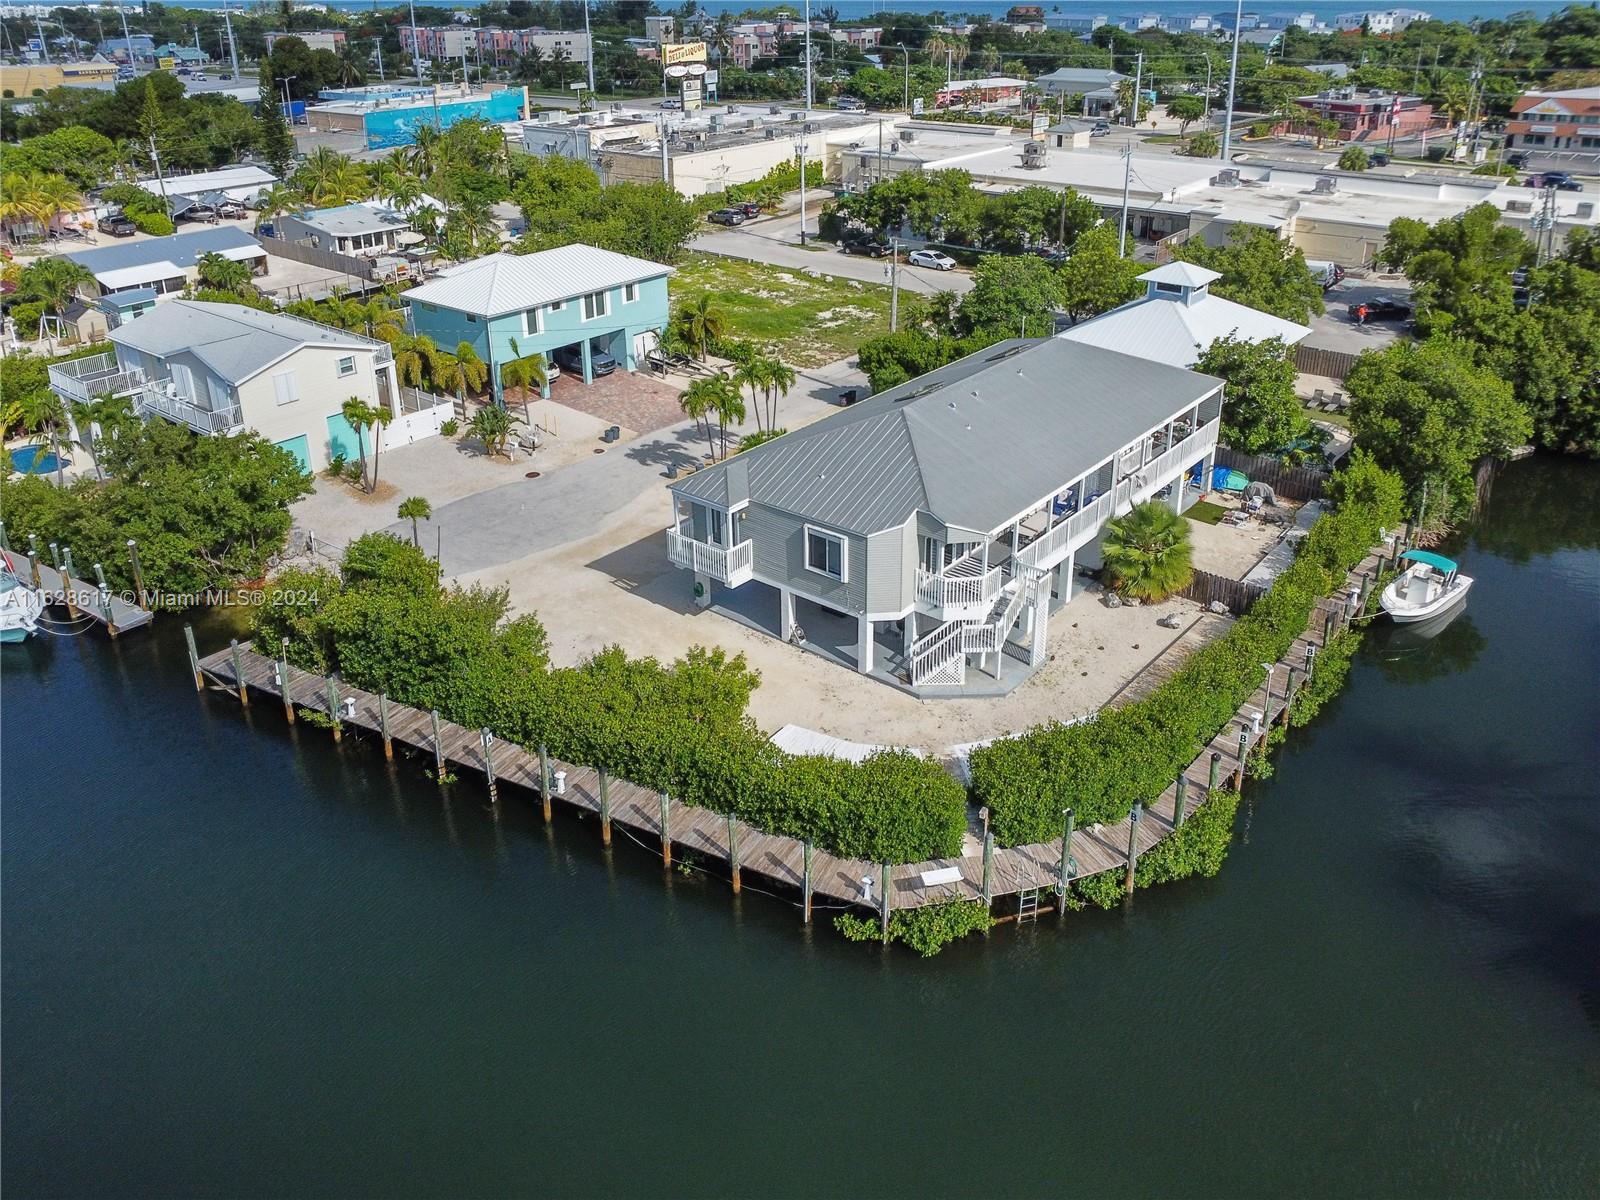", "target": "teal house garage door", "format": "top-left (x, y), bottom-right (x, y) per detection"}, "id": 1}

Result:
top-left (325, 413), bottom-right (363, 465)
top-left (274, 435), bottom-right (311, 475)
